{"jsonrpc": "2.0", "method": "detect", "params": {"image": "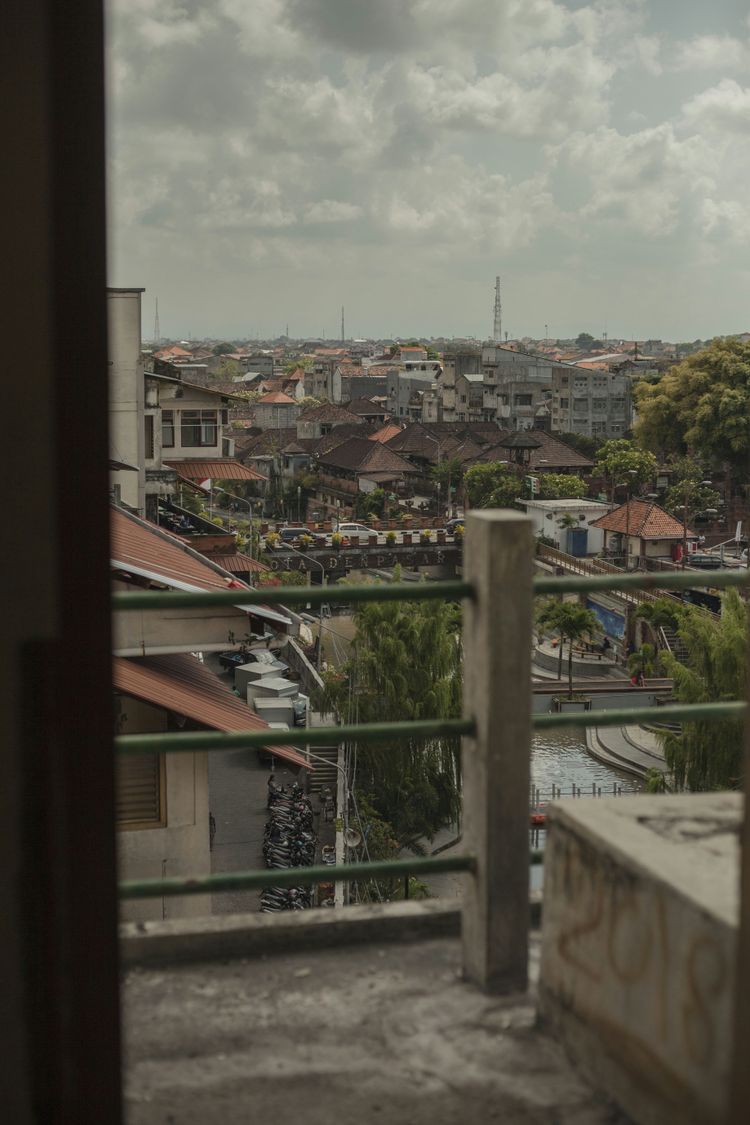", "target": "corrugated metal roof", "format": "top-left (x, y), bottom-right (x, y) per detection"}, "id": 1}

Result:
top-left (112, 507), bottom-right (247, 592)
top-left (165, 459), bottom-right (267, 481)
top-left (211, 553), bottom-right (269, 574)
top-left (113, 653), bottom-right (309, 769)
